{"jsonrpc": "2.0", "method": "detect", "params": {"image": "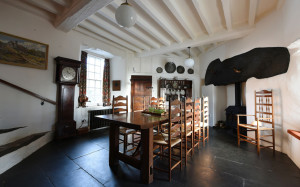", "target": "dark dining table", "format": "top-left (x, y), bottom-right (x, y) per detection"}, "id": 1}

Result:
top-left (96, 112), bottom-right (168, 184)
